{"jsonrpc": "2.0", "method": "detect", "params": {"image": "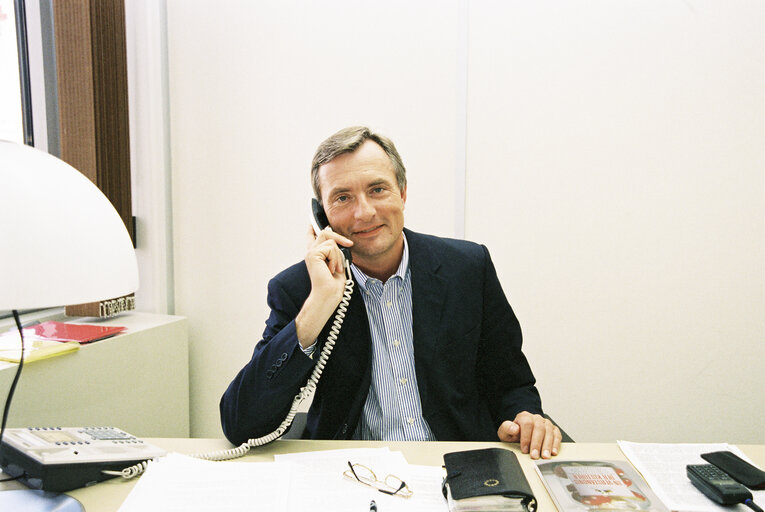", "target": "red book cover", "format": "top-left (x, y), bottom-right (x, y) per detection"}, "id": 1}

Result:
top-left (24, 321), bottom-right (126, 344)
top-left (535, 460), bottom-right (669, 511)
